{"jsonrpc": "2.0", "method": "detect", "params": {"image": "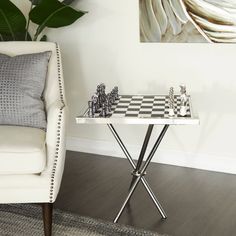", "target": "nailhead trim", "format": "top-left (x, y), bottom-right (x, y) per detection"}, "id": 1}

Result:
top-left (49, 43), bottom-right (65, 203)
